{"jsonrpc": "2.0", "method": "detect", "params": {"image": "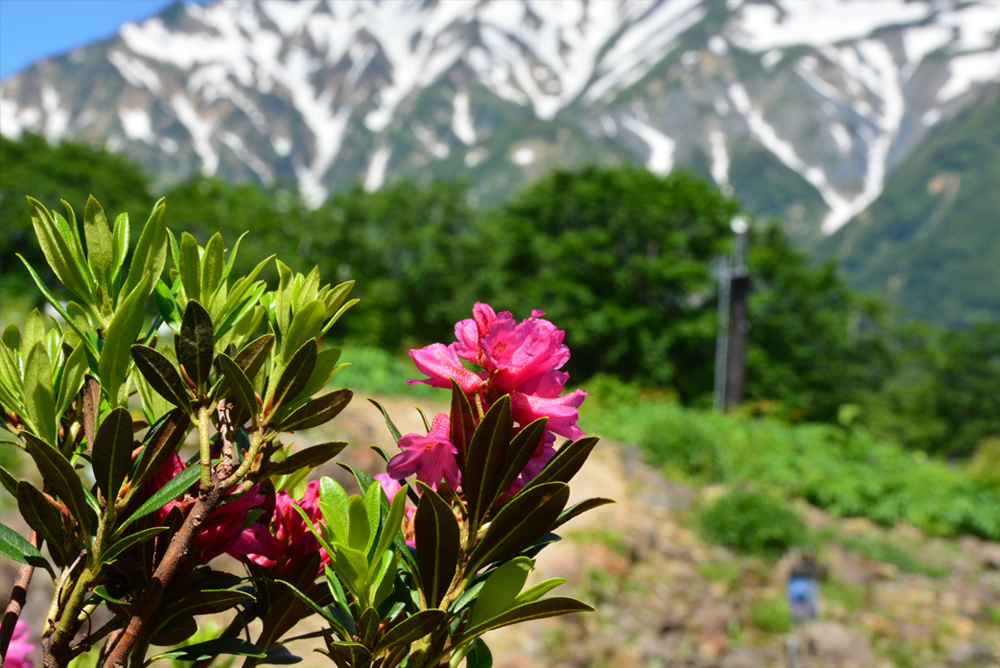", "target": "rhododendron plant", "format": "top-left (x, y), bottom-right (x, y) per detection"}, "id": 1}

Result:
top-left (0, 195), bottom-right (609, 668)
